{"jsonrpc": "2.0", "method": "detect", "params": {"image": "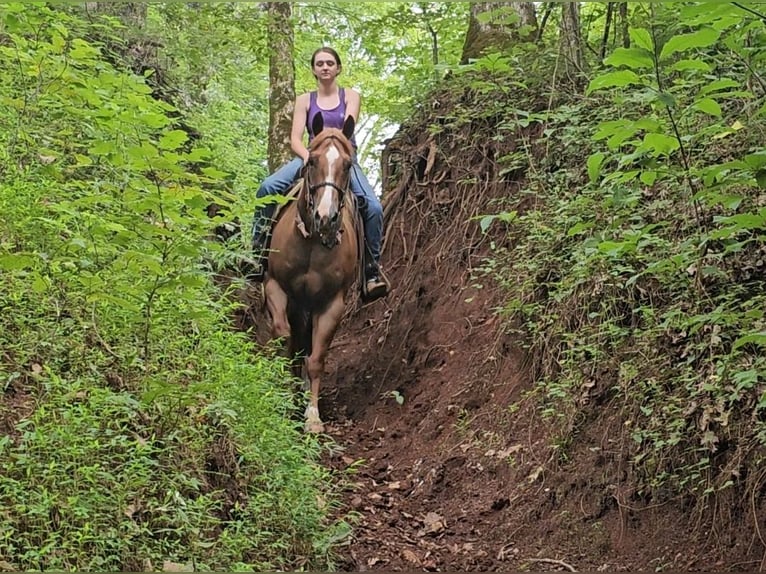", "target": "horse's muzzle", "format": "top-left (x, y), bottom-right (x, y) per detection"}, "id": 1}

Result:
top-left (311, 209), bottom-right (340, 248)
